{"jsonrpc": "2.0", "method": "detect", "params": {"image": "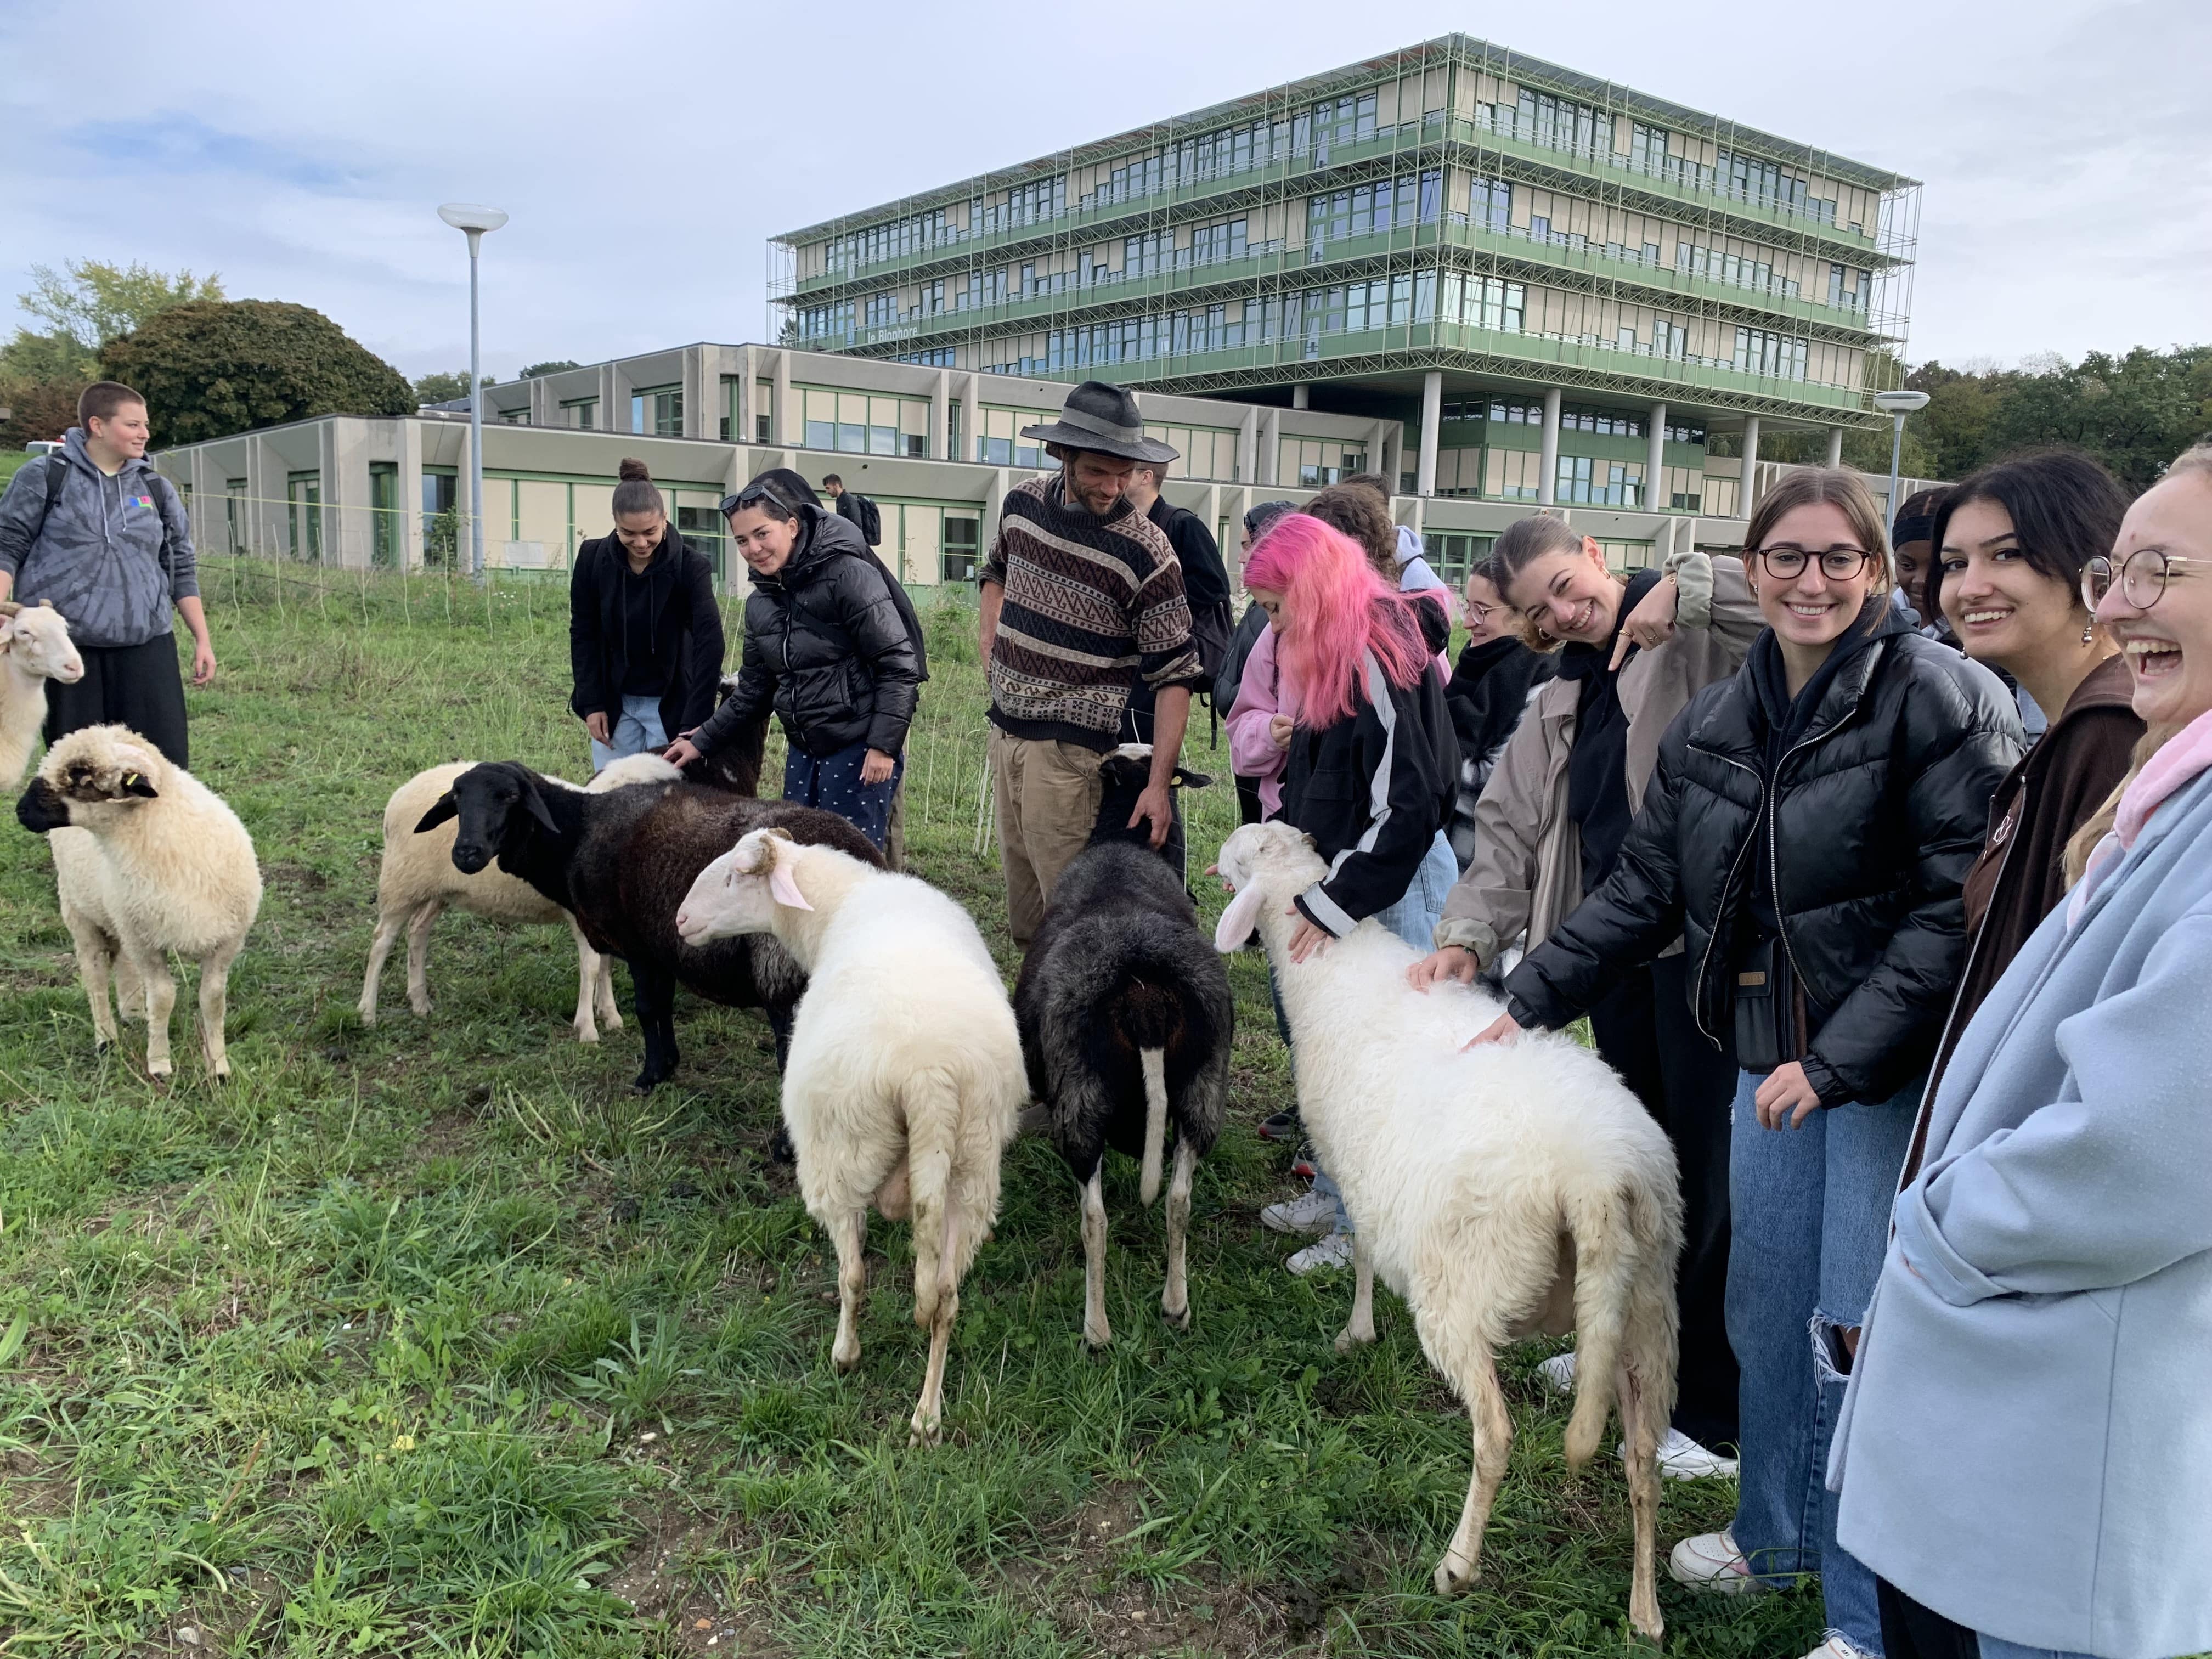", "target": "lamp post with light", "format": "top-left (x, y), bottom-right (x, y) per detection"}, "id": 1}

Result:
top-left (1873, 387), bottom-right (1931, 574)
top-left (437, 202), bottom-right (509, 578)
